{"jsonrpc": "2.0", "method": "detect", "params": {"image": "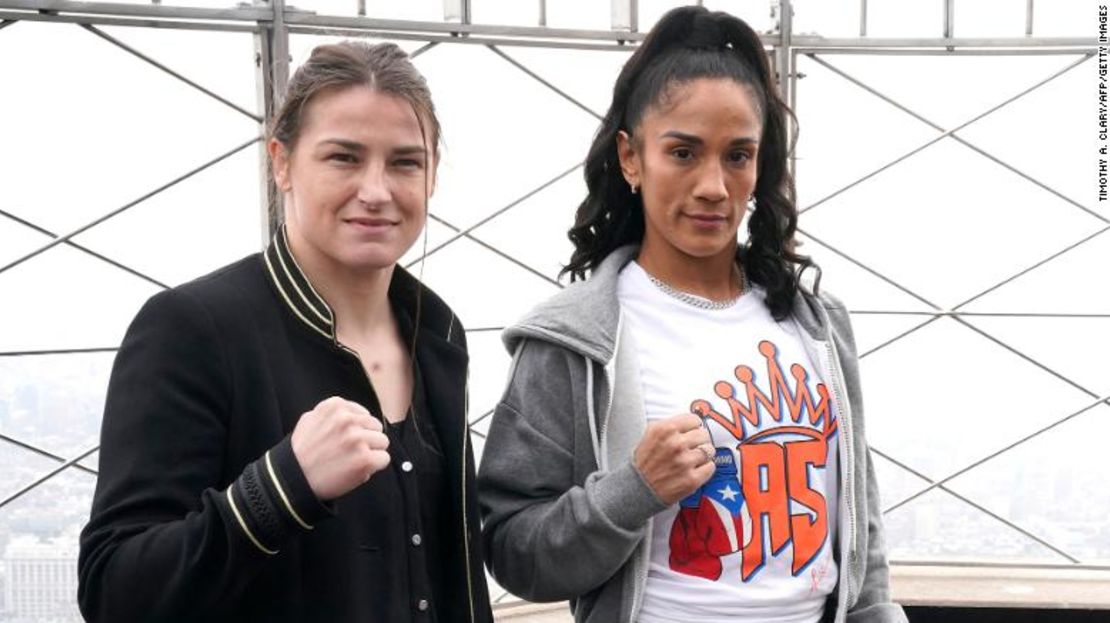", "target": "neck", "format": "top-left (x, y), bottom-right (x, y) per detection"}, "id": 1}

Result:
top-left (636, 240), bottom-right (740, 301)
top-left (286, 231), bottom-right (395, 340)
